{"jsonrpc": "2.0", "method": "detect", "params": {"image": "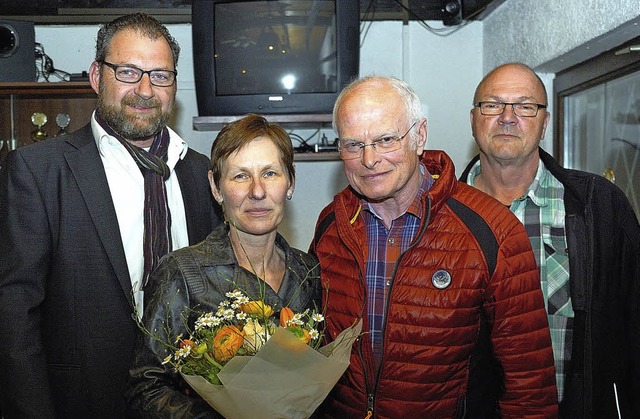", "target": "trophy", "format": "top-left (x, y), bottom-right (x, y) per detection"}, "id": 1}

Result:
top-left (56, 113), bottom-right (71, 135)
top-left (603, 168), bottom-right (616, 183)
top-left (31, 112), bottom-right (48, 142)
